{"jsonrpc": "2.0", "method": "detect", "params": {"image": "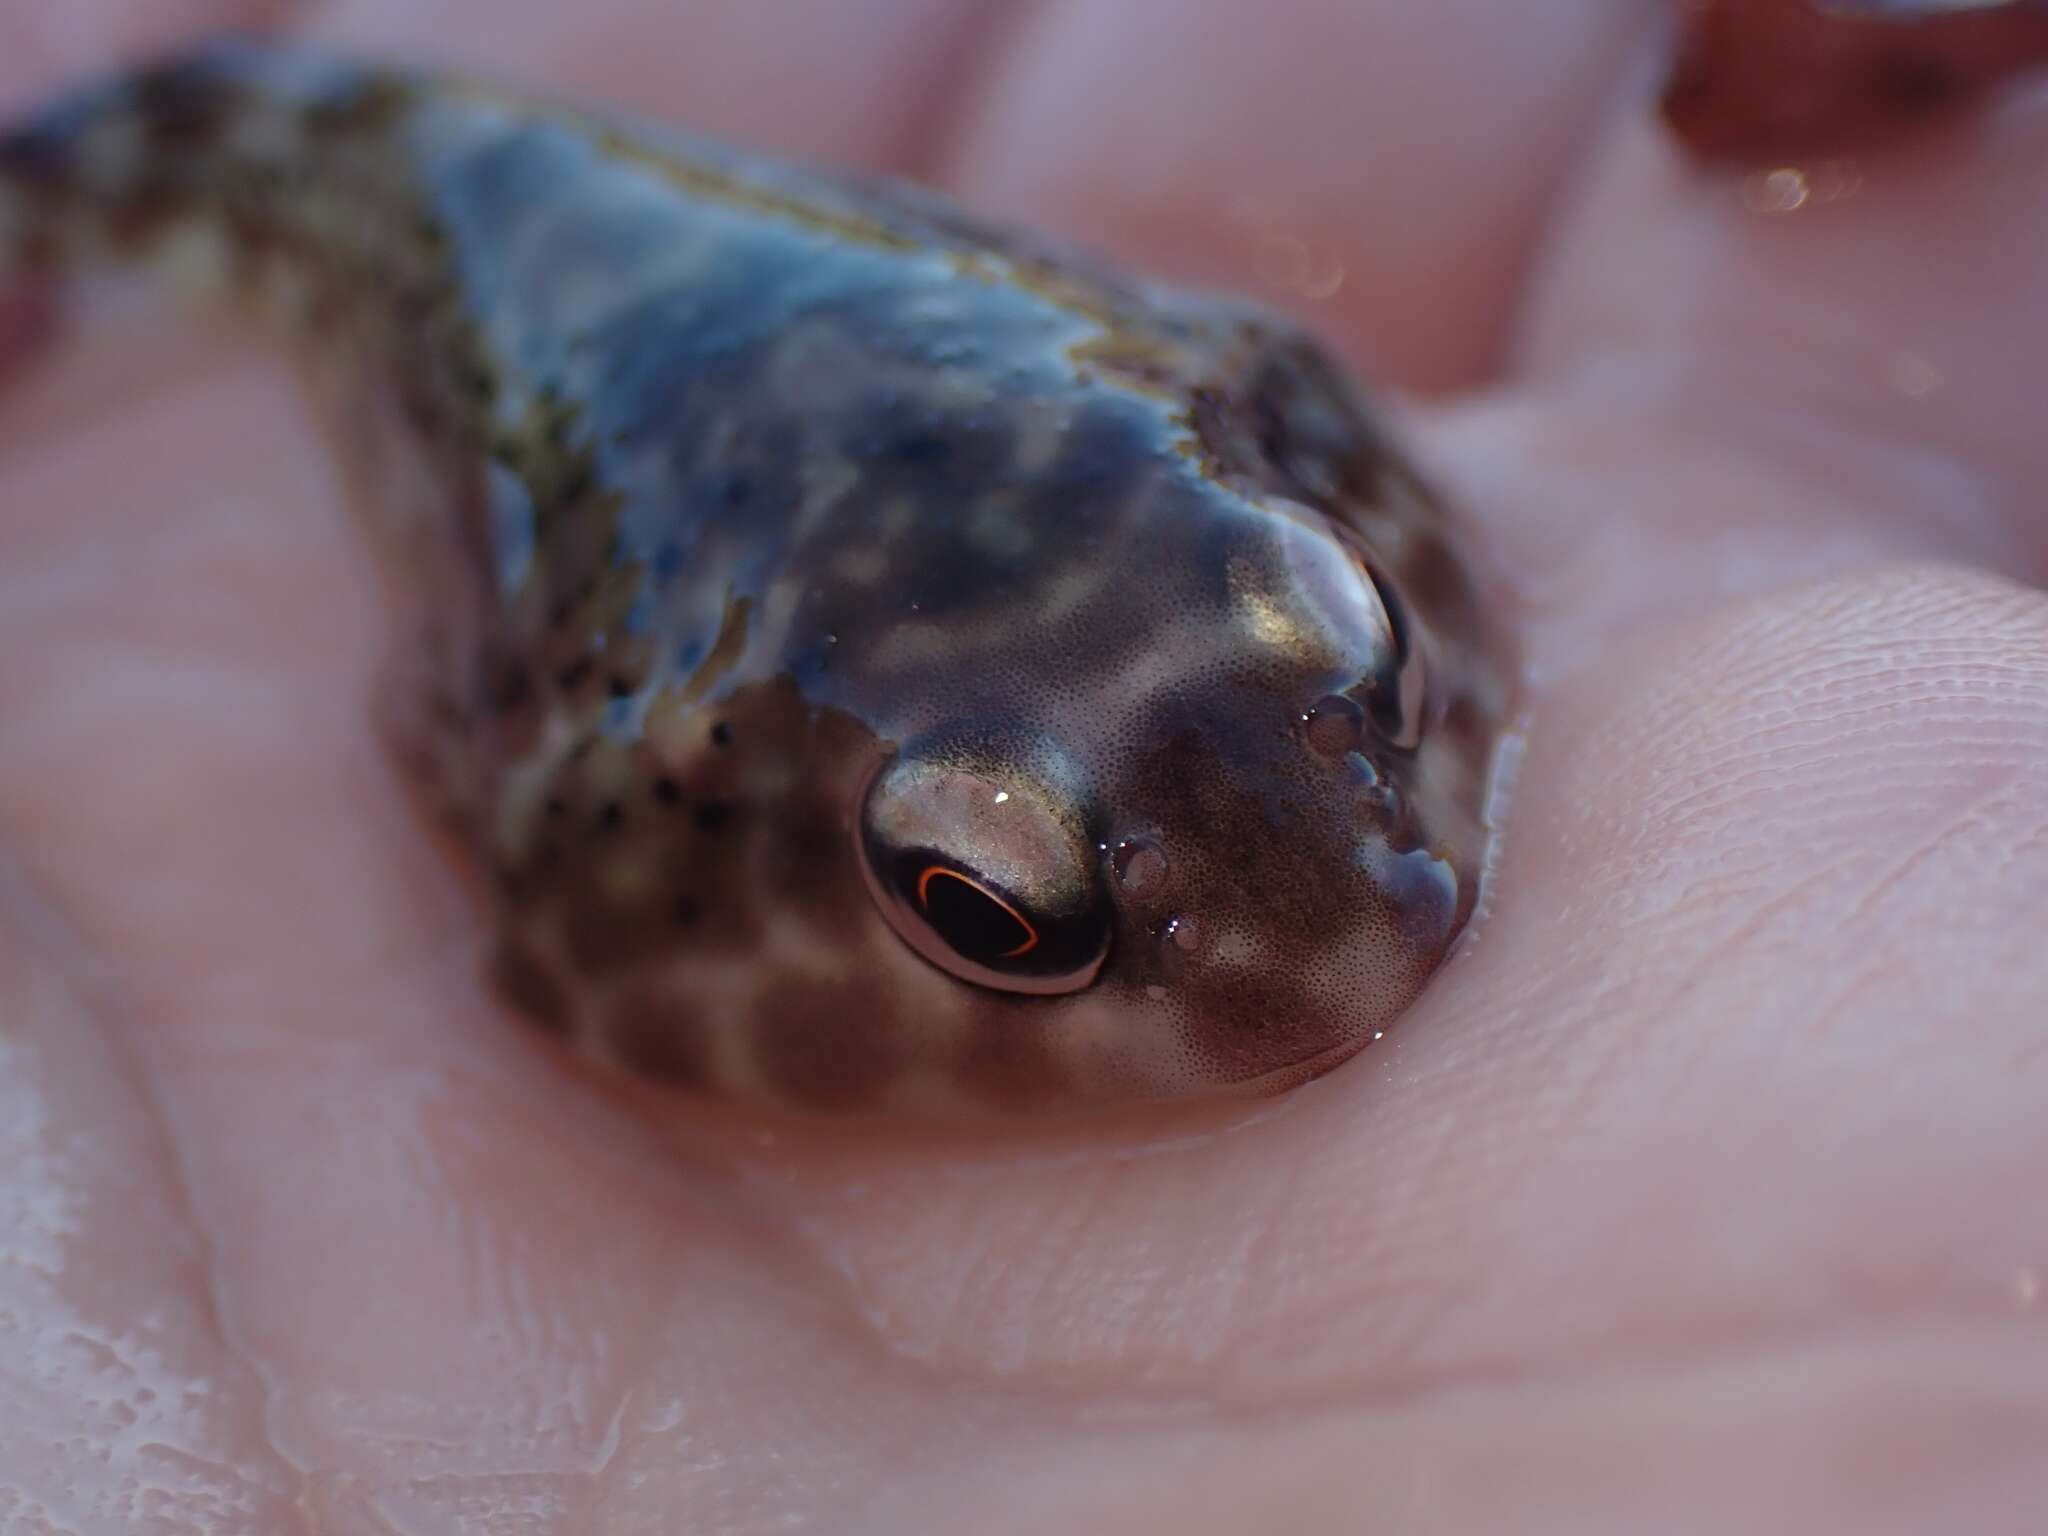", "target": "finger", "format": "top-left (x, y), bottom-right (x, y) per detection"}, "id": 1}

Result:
top-left (313, 0), bottom-right (1017, 176)
top-left (1517, 74), bottom-right (2048, 580)
top-left (937, 0), bottom-right (1655, 391)
top-left (0, 325), bottom-right (465, 1043)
